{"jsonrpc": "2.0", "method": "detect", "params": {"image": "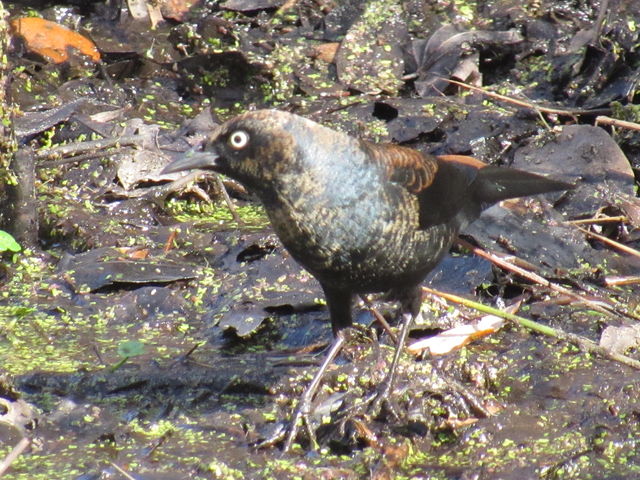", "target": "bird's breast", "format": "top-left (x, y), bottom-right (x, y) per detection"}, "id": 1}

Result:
top-left (265, 177), bottom-right (457, 293)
